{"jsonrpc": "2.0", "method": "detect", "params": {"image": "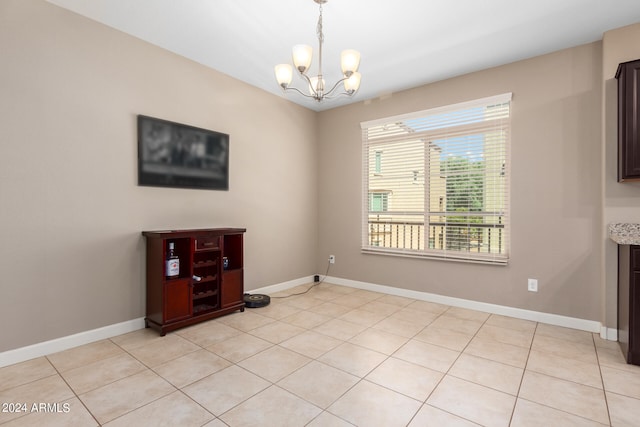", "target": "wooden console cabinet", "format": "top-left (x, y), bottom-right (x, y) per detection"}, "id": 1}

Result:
top-left (619, 244), bottom-right (640, 365)
top-left (142, 228), bottom-right (246, 335)
top-left (616, 59), bottom-right (640, 182)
